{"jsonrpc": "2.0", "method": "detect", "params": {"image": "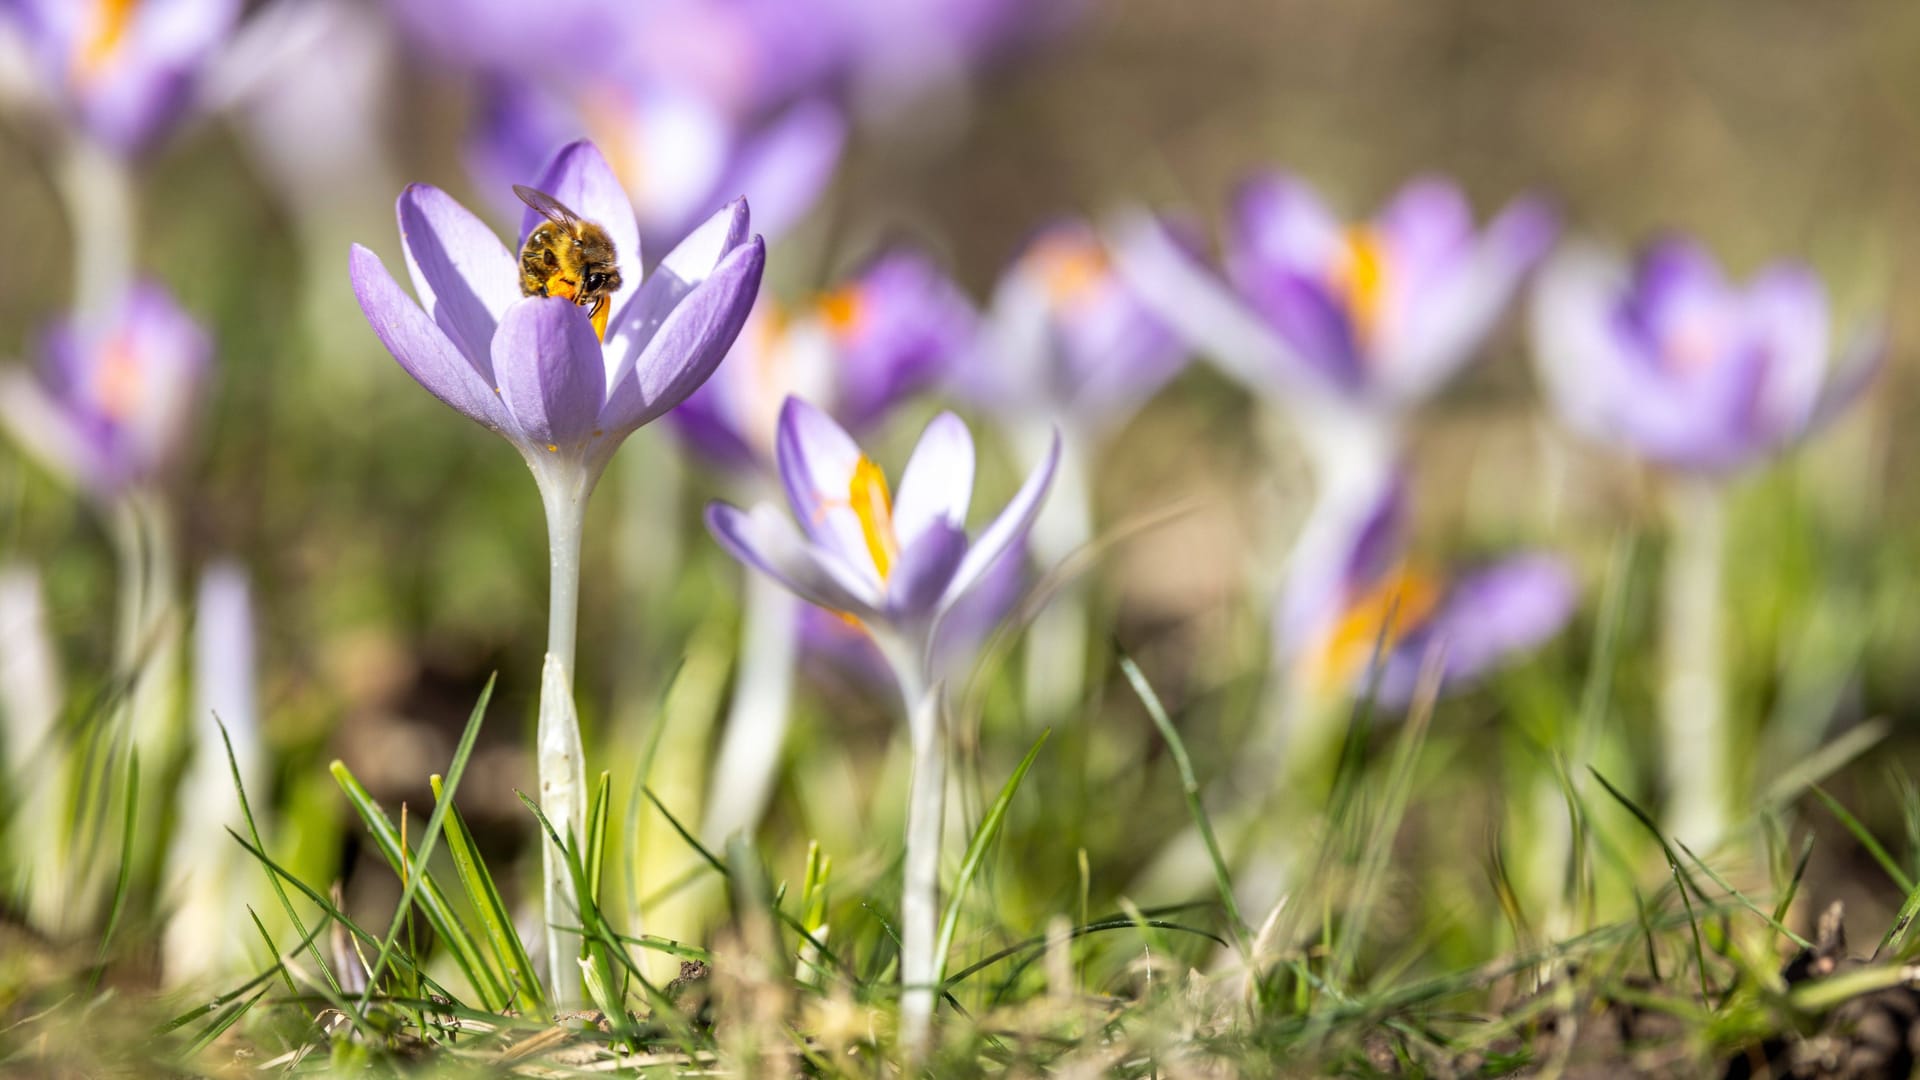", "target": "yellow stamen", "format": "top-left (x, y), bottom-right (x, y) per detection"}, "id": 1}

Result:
top-left (848, 455), bottom-right (898, 580)
top-left (1303, 565), bottom-right (1442, 694)
top-left (818, 285), bottom-right (864, 338)
top-left (78, 0), bottom-right (139, 82)
top-left (1331, 226), bottom-right (1390, 350)
top-left (1028, 234), bottom-right (1109, 307)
